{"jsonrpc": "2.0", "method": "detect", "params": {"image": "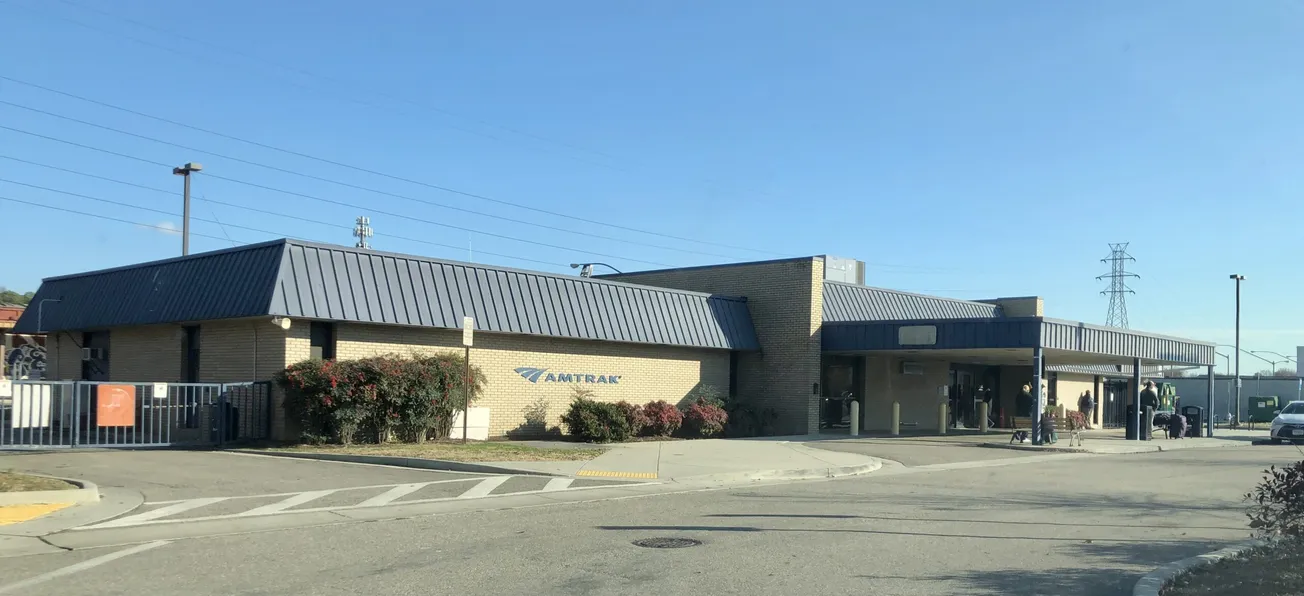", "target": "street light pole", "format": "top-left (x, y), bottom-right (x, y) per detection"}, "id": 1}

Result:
top-left (173, 162), bottom-right (203, 255)
top-left (570, 262), bottom-right (623, 278)
top-left (1230, 274), bottom-right (1245, 426)
top-left (36, 298), bottom-right (62, 334)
